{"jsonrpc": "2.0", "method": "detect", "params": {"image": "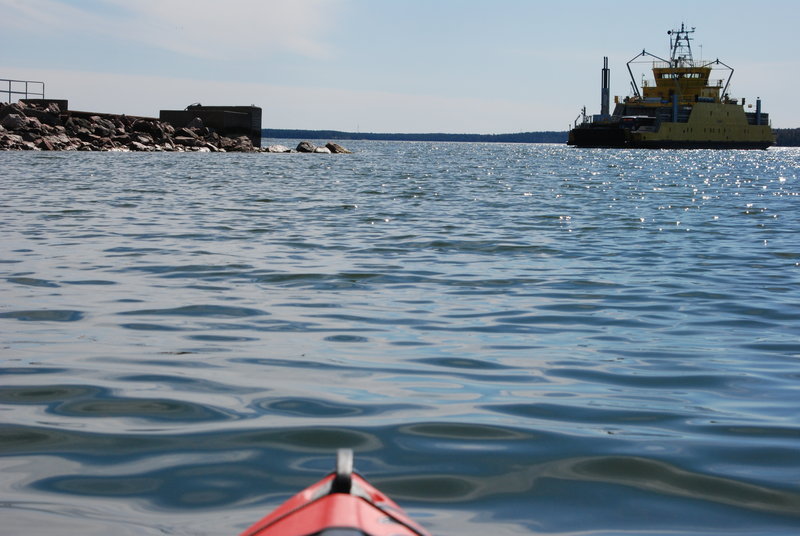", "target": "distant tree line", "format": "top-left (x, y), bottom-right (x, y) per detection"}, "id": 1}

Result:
top-left (263, 128), bottom-right (800, 146)
top-left (262, 129), bottom-right (568, 144)
top-left (774, 128), bottom-right (800, 146)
